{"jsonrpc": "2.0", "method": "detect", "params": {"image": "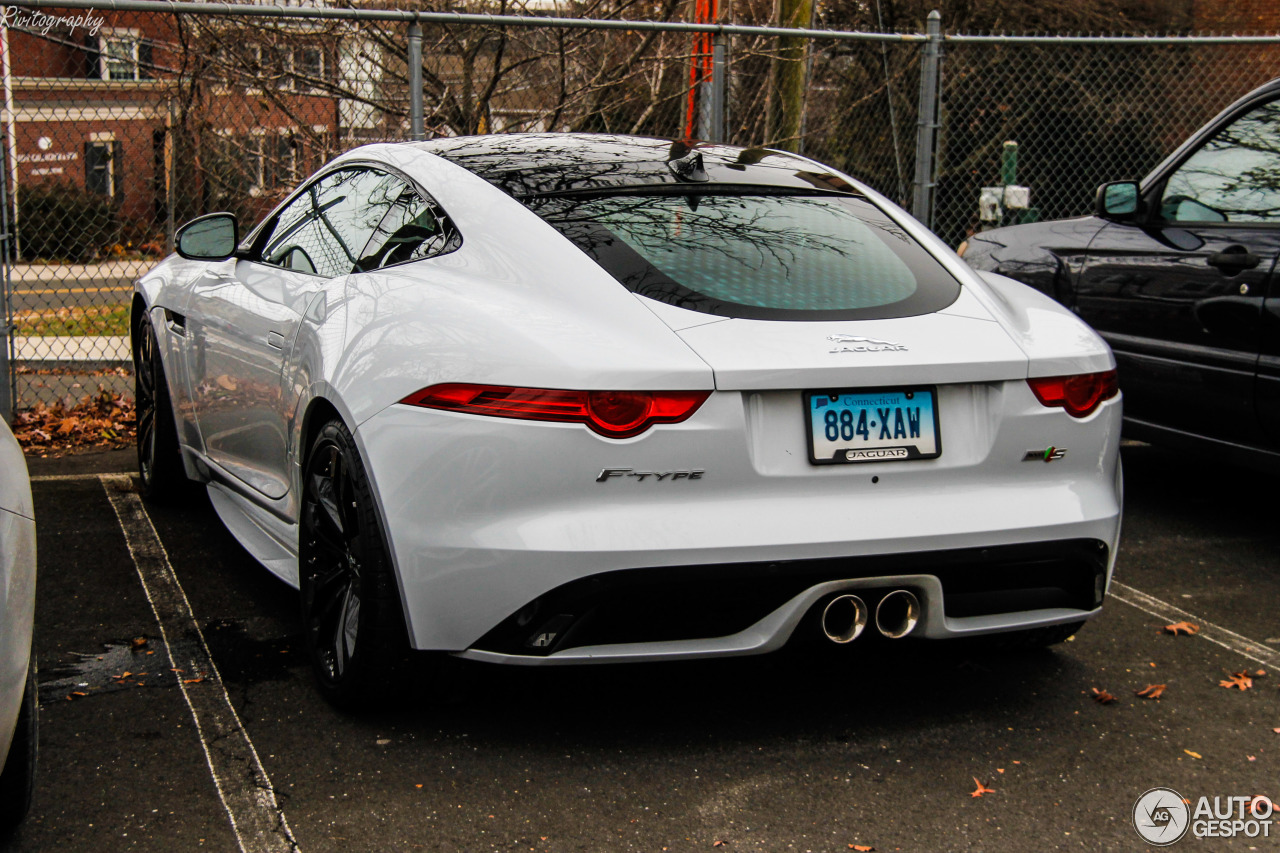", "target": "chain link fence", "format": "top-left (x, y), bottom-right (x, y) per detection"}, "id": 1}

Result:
top-left (3, 1), bottom-right (1279, 419)
top-left (930, 39), bottom-right (1280, 247)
